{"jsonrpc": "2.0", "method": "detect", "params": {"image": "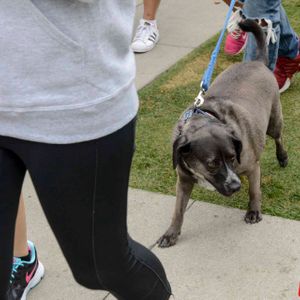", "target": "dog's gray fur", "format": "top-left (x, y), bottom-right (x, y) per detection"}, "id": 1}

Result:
top-left (158, 20), bottom-right (288, 248)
